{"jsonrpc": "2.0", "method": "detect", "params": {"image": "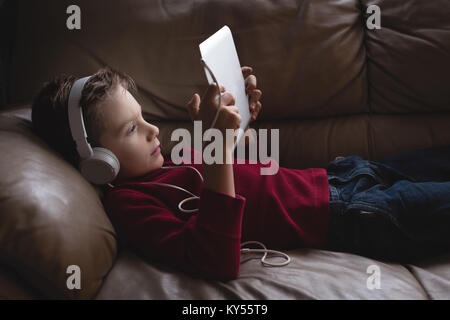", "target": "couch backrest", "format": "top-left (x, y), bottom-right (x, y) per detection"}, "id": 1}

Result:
top-left (6, 0), bottom-right (450, 168)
